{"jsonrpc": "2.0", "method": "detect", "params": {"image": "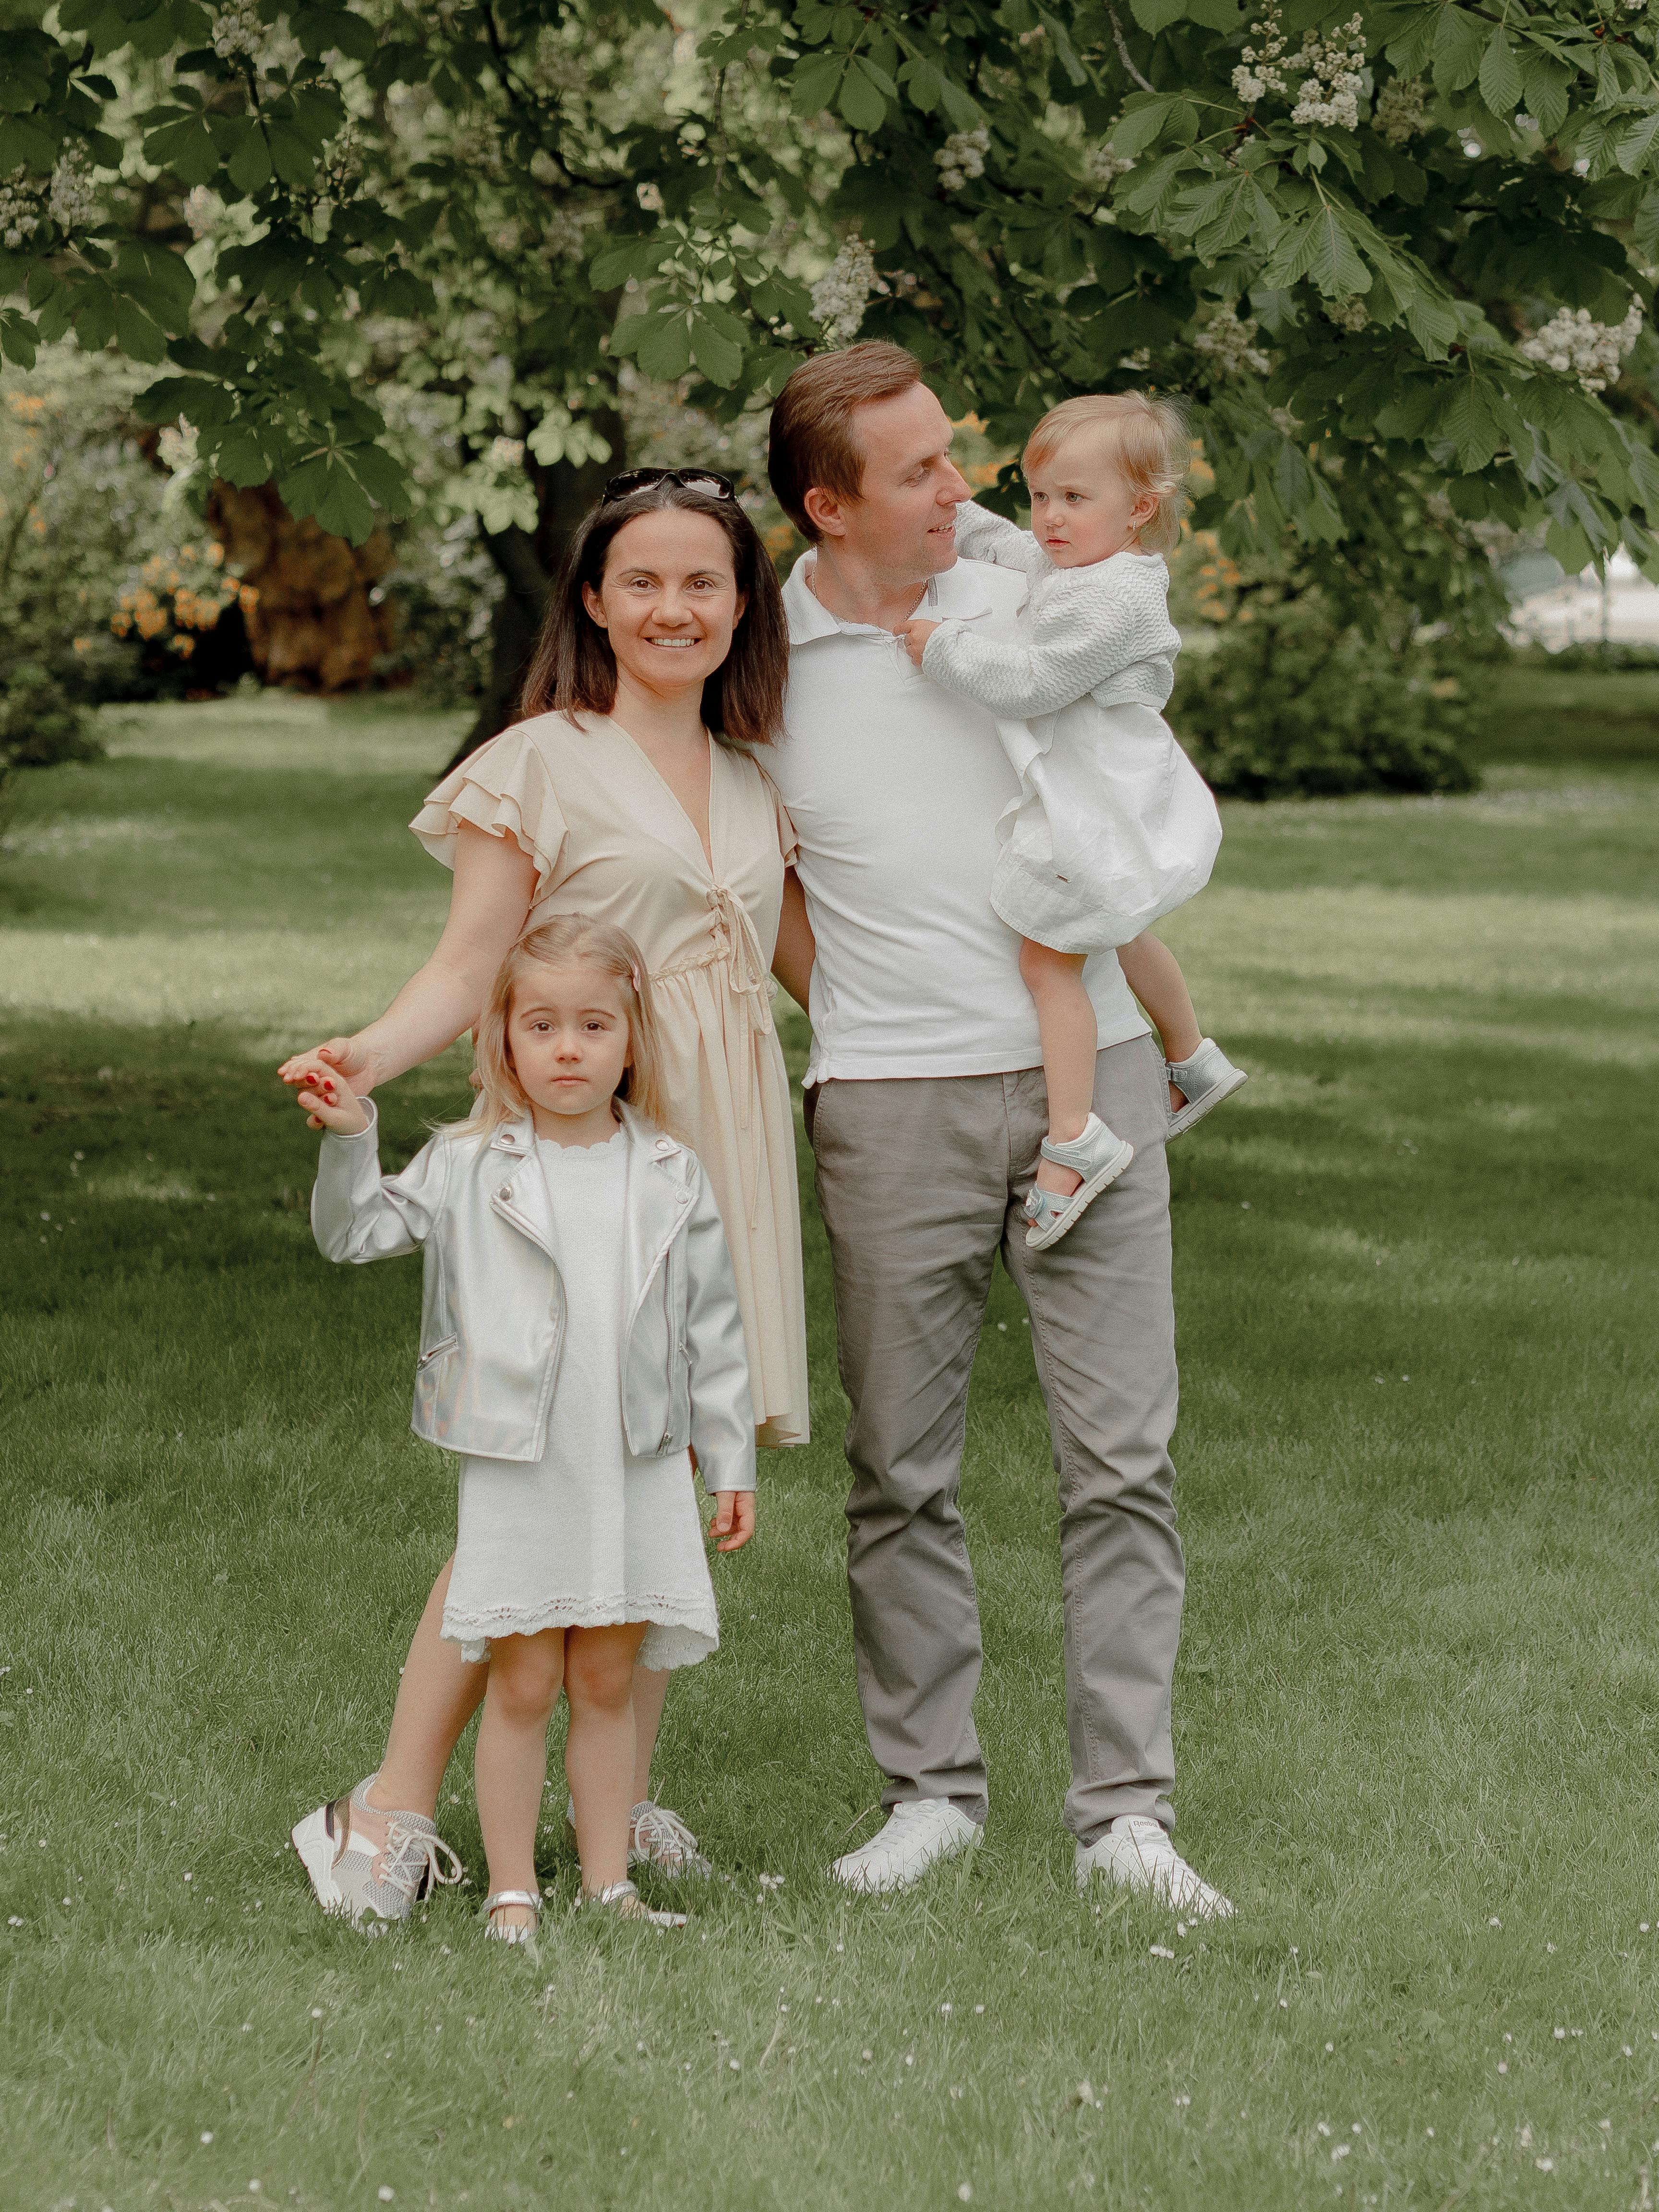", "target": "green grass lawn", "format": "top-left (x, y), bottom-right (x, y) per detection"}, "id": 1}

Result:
top-left (1, 679), bottom-right (1657, 2212)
